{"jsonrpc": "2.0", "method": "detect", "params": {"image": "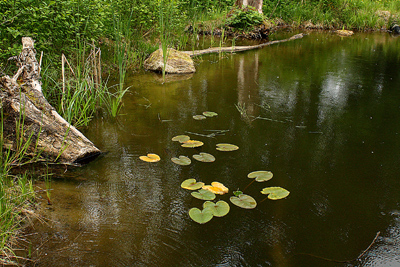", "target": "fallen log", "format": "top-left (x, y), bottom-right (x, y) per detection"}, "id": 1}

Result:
top-left (183, 33), bottom-right (305, 57)
top-left (0, 37), bottom-right (101, 165)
